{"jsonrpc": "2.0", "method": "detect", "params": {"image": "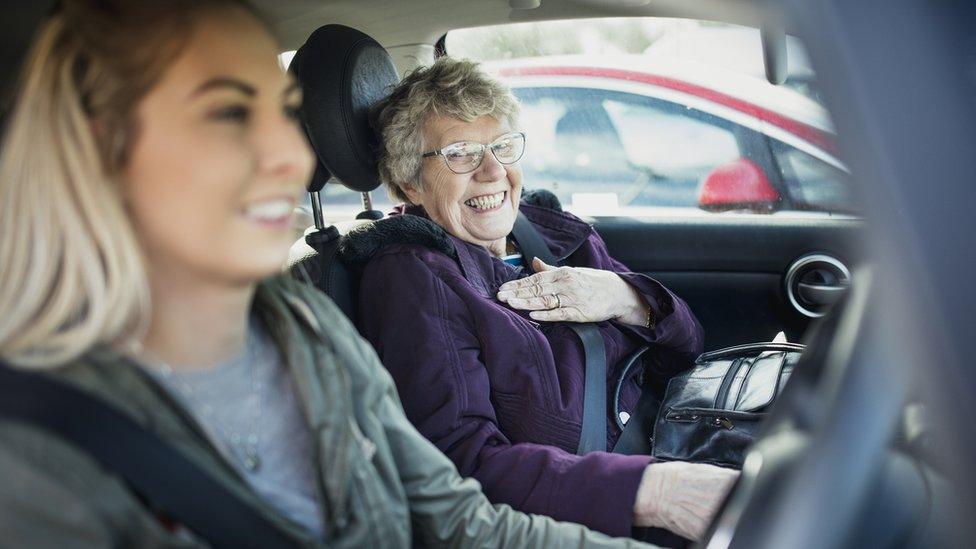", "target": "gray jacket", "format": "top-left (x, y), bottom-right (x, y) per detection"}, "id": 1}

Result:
top-left (0, 276), bottom-right (649, 548)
